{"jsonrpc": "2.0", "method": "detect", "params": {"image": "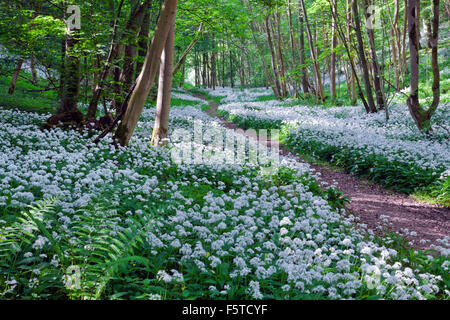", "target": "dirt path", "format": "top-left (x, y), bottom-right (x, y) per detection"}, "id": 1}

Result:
top-left (197, 94), bottom-right (450, 250)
